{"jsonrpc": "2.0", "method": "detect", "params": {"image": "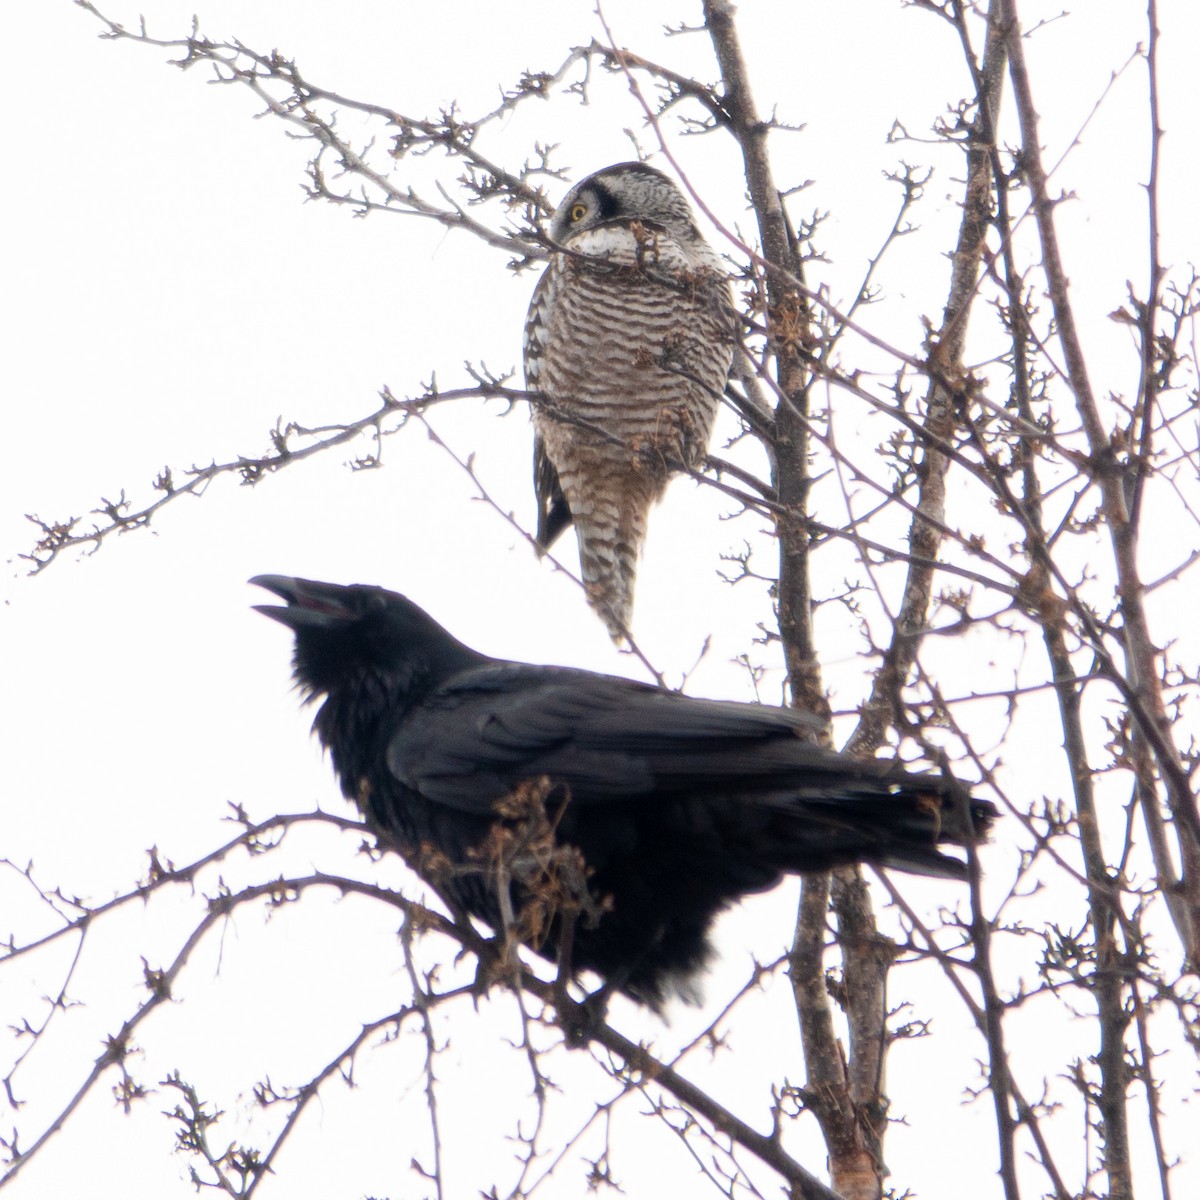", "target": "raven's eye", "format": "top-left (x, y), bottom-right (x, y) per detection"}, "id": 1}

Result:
top-left (569, 202), bottom-right (588, 222)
